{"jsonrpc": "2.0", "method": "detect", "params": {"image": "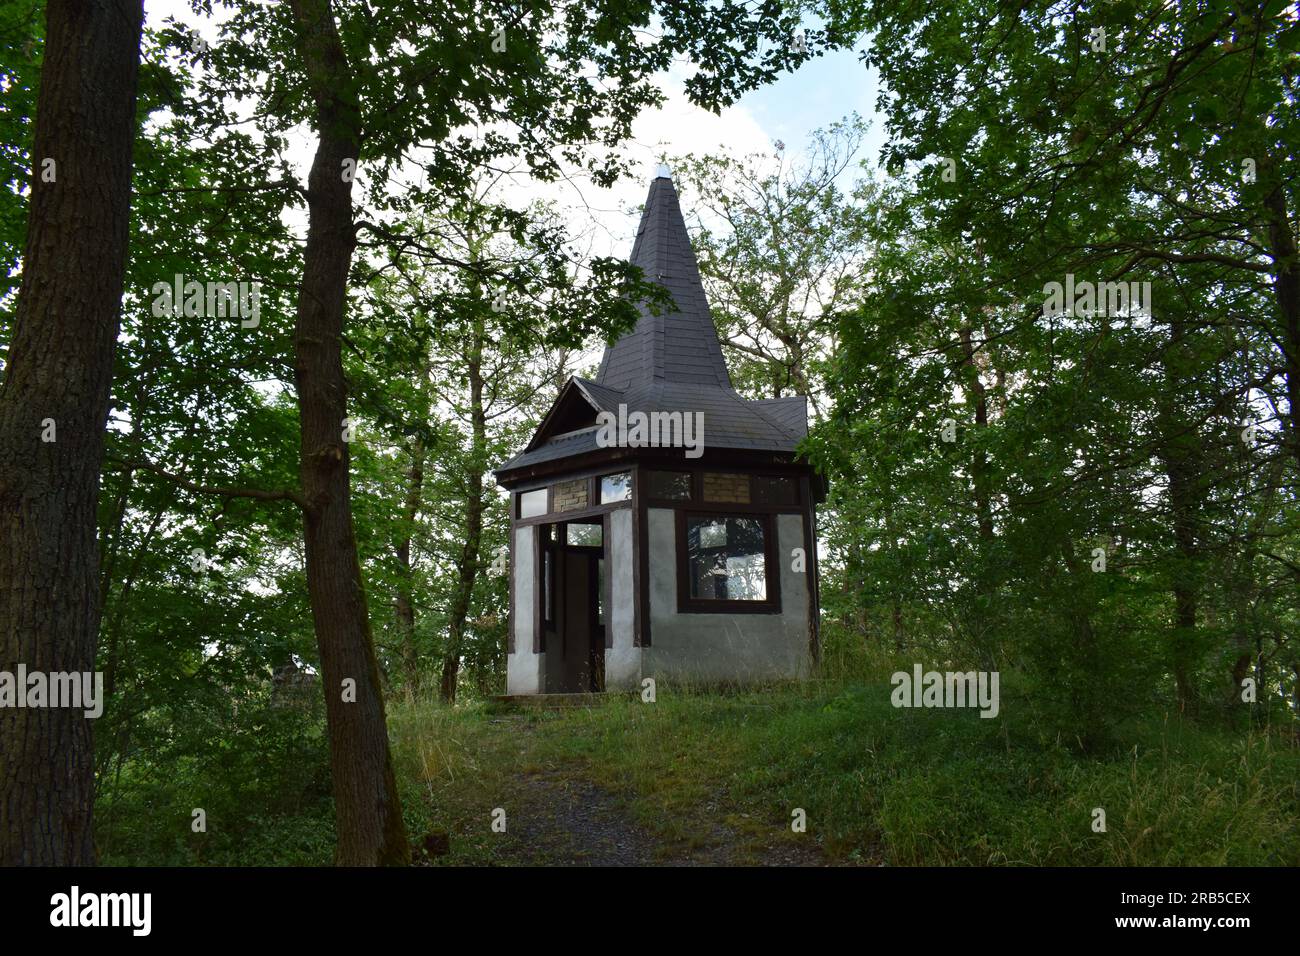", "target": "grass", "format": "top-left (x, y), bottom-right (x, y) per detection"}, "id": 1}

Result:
top-left (94, 671), bottom-right (1299, 865)
top-left (387, 676), bottom-right (1300, 866)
